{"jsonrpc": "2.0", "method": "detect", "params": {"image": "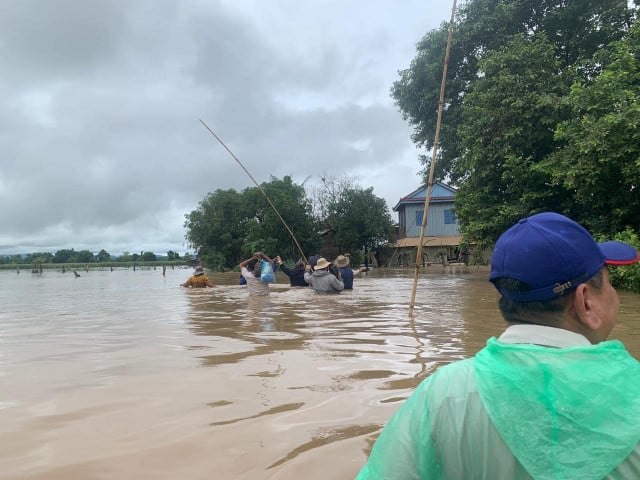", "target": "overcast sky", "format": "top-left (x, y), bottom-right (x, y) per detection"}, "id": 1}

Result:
top-left (0, 0), bottom-right (453, 256)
